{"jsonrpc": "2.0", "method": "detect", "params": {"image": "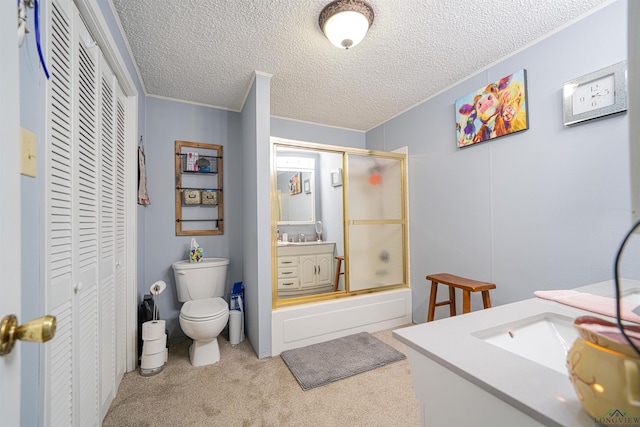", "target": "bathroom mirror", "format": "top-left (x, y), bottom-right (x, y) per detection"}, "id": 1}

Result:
top-left (276, 153), bottom-right (316, 225)
top-left (273, 143), bottom-right (346, 301)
